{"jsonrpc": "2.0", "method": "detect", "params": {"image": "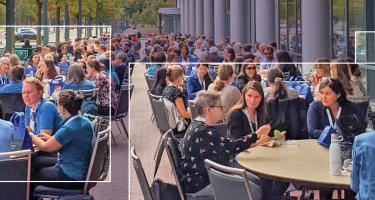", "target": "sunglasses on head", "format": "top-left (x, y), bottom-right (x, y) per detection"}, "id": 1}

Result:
top-left (320, 77), bottom-right (333, 84)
